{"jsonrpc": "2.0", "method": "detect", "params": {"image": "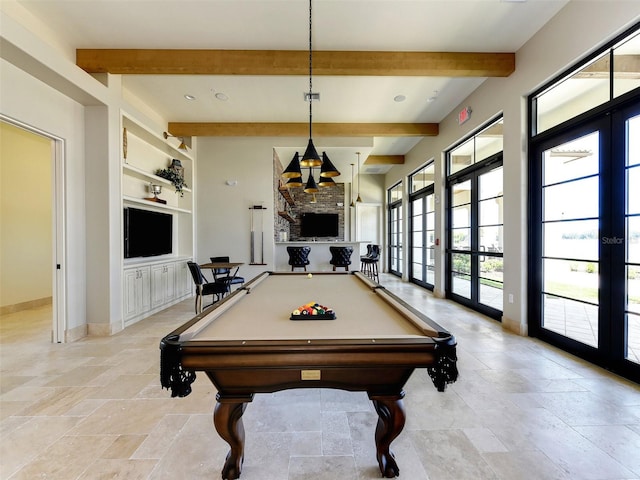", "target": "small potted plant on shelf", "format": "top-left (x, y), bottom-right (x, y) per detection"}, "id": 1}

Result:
top-left (155, 159), bottom-right (187, 197)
